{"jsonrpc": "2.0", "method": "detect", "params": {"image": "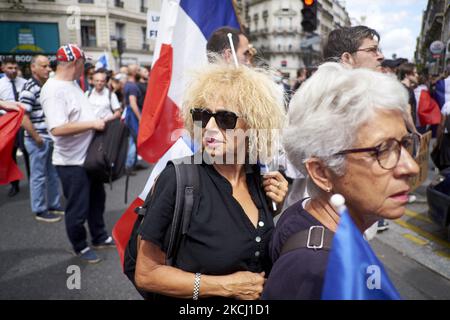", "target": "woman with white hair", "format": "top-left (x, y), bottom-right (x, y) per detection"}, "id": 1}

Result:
top-left (262, 62), bottom-right (420, 299)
